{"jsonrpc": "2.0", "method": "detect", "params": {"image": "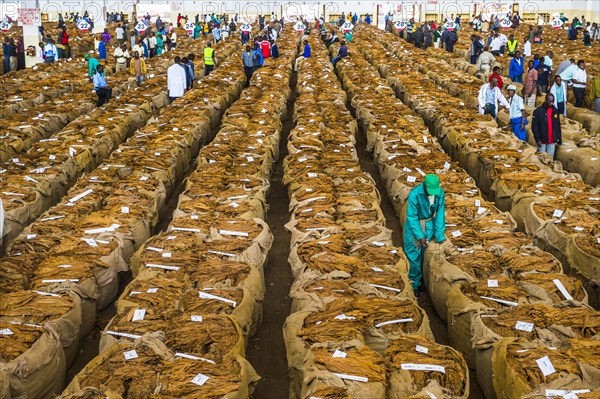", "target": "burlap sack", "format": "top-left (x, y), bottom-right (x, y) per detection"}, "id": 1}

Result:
top-left (299, 342), bottom-right (386, 399)
top-left (566, 235), bottom-right (600, 310)
top-left (0, 369), bottom-right (10, 399)
top-left (556, 147), bottom-right (600, 186)
top-left (492, 338), bottom-right (600, 399)
top-left (1, 330), bottom-right (67, 399)
top-left (423, 250), bottom-right (475, 324)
